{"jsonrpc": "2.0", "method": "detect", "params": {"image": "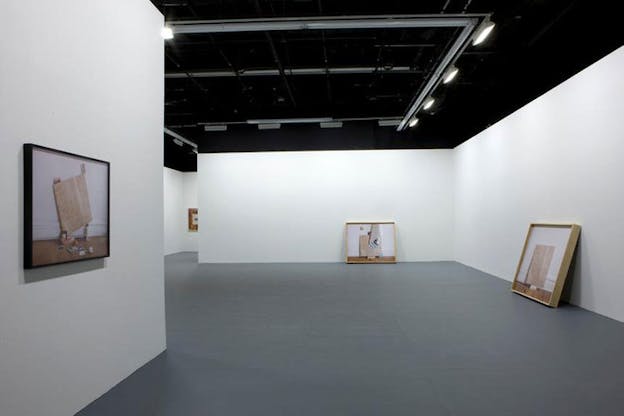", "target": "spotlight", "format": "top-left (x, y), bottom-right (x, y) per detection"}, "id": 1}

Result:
top-left (443, 66), bottom-right (459, 84)
top-left (473, 20), bottom-right (495, 46)
top-left (423, 98), bottom-right (435, 111)
top-left (173, 138), bottom-right (183, 146)
top-left (408, 118), bottom-right (419, 128)
top-left (161, 27), bottom-right (174, 40)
